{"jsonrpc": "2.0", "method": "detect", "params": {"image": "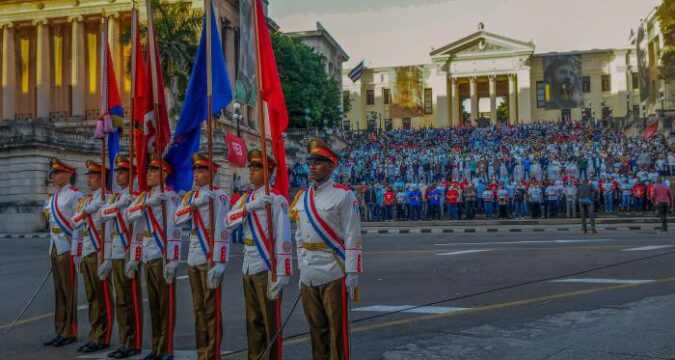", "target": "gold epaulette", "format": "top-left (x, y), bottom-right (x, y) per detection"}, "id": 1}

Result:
top-left (182, 191), bottom-right (194, 205)
top-left (289, 188), bottom-right (305, 222)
